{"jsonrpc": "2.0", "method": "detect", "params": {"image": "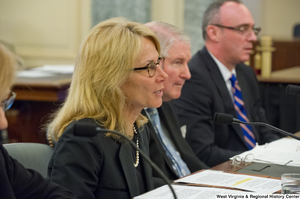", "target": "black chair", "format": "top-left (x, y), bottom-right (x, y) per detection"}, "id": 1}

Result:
top-left (293, 24), bottom-right (300, 37)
